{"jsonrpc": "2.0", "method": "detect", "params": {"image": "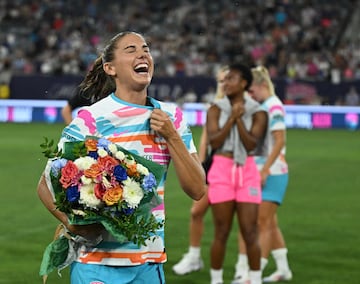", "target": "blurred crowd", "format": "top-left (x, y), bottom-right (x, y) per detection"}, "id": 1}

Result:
top-left (0, 0), bottom-right (359, 83)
